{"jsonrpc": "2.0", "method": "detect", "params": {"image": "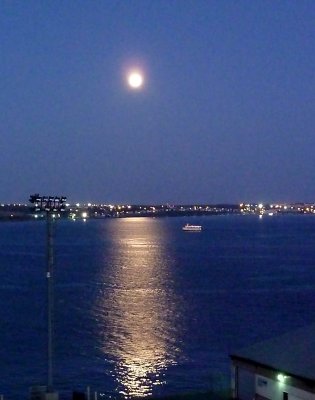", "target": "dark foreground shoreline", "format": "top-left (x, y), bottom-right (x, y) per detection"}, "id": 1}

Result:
top-left (151, 390), bottom-right (230, 400)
